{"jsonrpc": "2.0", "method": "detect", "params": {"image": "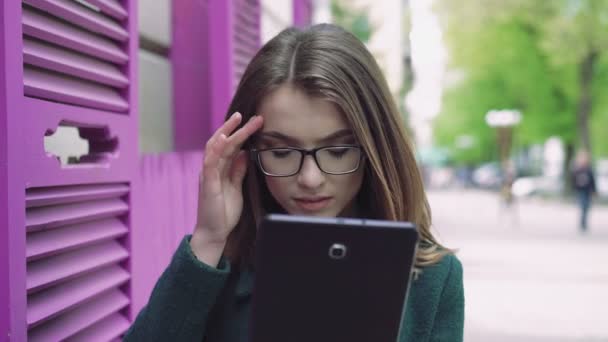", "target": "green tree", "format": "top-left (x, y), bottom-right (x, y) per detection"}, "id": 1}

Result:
top-left (331, 0), bottom-right (372, 43)
top-left (434, 0), bottom-right (608, 166)
top-left (540, 0), bottom-right (608, 153)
